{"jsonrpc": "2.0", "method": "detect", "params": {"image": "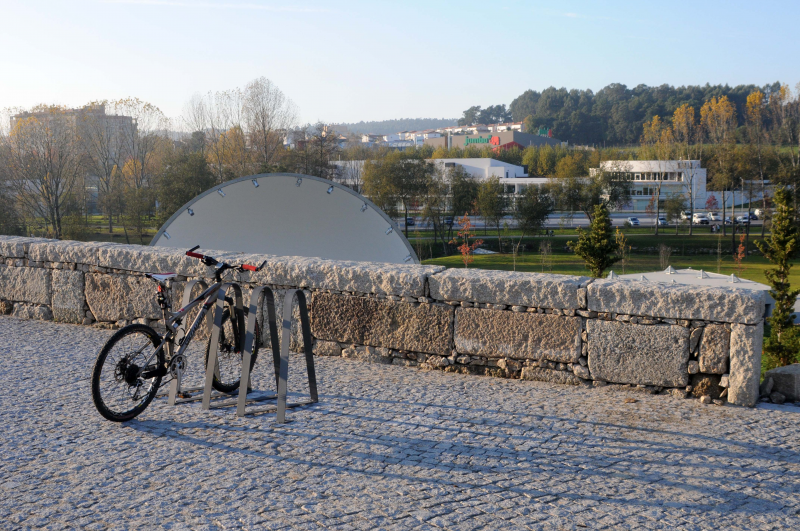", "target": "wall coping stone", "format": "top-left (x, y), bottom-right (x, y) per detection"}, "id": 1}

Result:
top-left (429, 268), bottom-right (590, 309)
top-left (0, 236), bottom-right (58, 258)
top-left (587, 278), bottom-right (765, 325)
